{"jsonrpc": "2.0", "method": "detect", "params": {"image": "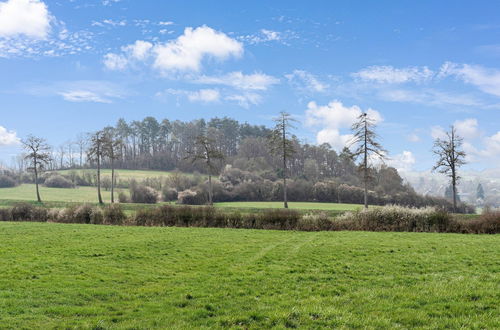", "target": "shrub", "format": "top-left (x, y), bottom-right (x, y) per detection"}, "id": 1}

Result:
top-left (297, 213), bottom-right (333, 231)
top-left (0, 175), bottom-right (17, 188)
top-left (118, 191), bottom-right (130, 203)
top-left (0, 208), bottom-right (12, 221)
top-left (103, 204), bottom-right (126, 225)
top-left (73, 204), bottom-right (94, 224)
top-left (336, 205), bottom-right (452, 232)
top-left (463, 211), bottom-right (500, 234)
top-left (256, 209), bottom-right (301, 230)
top-left (10, 203), bottom-right (48, 222)
top-left (130, 182), bottom-right (158, 204)
top-left (177, 189), bottom-right (206, 205)
top-left (162, 187), bottom-right (178, 202)
top-left (44, 175), bottom-right (75, 188)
